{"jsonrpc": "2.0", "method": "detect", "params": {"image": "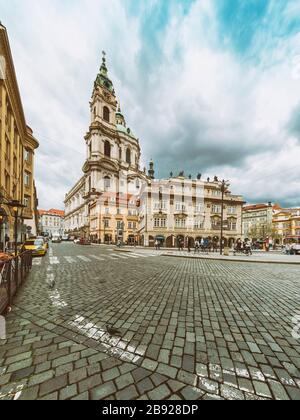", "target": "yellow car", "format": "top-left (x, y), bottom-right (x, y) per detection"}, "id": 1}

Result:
top-left (22, 238), bottom-right (48, 257)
